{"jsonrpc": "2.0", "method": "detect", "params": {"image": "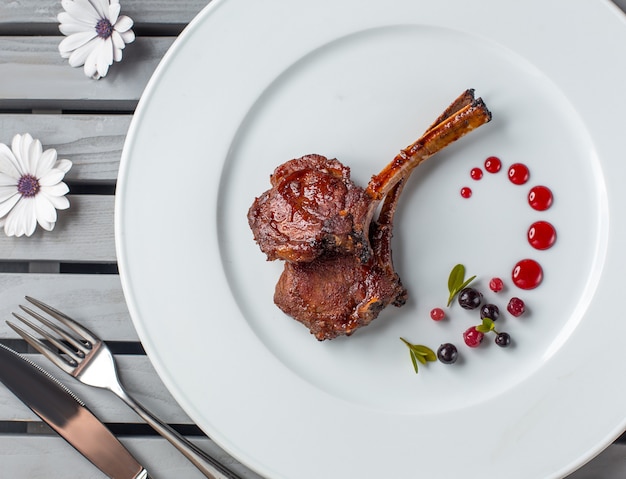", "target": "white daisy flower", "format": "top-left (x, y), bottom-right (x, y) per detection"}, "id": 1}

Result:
top-left (58, 0), bottom-right (135, 80)
top-left (0, 134), bottom-right (72, 238)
